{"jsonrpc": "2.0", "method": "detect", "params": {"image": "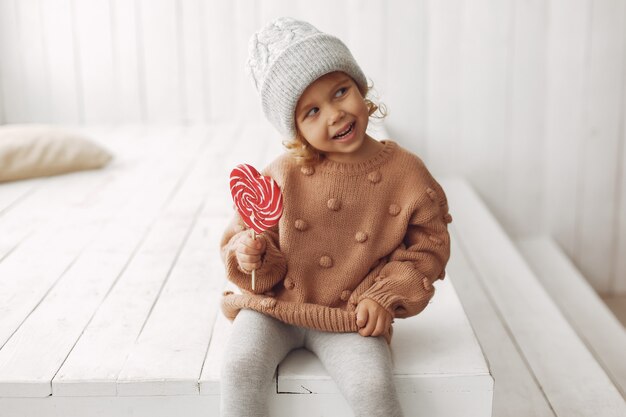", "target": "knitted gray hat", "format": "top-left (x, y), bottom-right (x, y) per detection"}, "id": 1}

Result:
top-left (246, 17), bottom-right (368, 139)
